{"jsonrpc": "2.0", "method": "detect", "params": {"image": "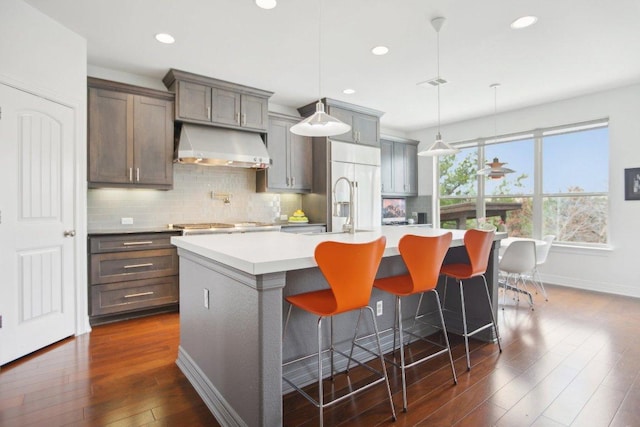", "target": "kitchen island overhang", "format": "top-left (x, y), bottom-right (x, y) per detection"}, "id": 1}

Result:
top-left (171, 228), bottom-right (505, 427)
